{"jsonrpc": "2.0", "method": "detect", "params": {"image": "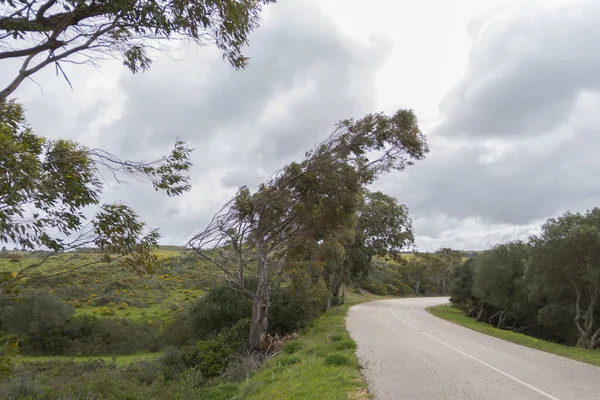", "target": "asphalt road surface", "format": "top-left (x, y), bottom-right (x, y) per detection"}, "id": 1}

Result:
top-left (346, 297), bottom-right (600, 400)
